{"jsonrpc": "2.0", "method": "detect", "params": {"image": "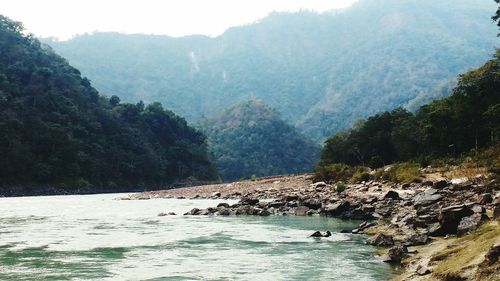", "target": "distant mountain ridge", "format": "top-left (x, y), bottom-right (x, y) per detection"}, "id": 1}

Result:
top-left (201, 100), bottom-right (320, 181)
top-left (43, 0), bottom-right (498, 141)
